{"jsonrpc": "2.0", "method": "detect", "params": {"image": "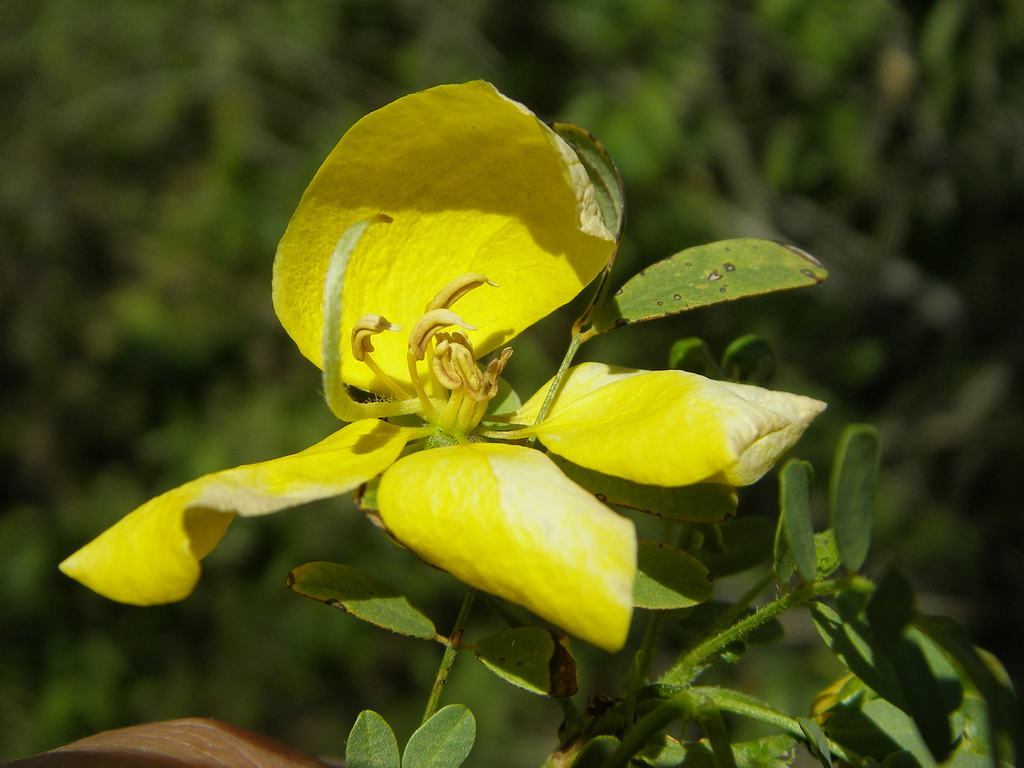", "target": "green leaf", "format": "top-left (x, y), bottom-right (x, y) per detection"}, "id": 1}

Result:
top-left (473, 627), bottom-right (578, 697)
top-left (810, 603), bottom-right (904, 706)
top-left (572, 735), bottom-right (621, 768)
top-left (699, 516), bottom-right (776, 577)
top-left (635, 540), bottom-right (715, 610)
top-left (551, 123), bottom-right (624, 239)
top-left (670, 337), bottom-right (723, 378)
top-left (779, 459), bottom-right (817, 582)
top-left (551, 455), bottom-right (737, 523)
top-left (814, 530), bottom-right (842, 579)
top-left (639, 734), bottom-right (798, 768)
top-left (829, 424), bottom-right (880, 572)
top-left (866, 568), bottom-right (916, 651)
top-left (914, 615), bottom-right (1024, 765)
top-left (590, 239), bottom-right (827, 334)
top-left (773, 515), bottom-right (796, 584)
top-left (346, 710), bottom-right (400, 768)
top-left (798, 716), bottom-right (833, 768)
top-left (824, 695), bottom-right (936, 768)
top-left (891, 638), bottom-right (953, 762)
top-left (734, 734), bottom-right (800, 768)
top-left (818, 594), bottom-right (965, 756)
top-left (403, 704), bottom-right (476, 768)
top-left (721, 334), bottom-right (776, 385)
top-left (287, 562), bottom-right (437, 639)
